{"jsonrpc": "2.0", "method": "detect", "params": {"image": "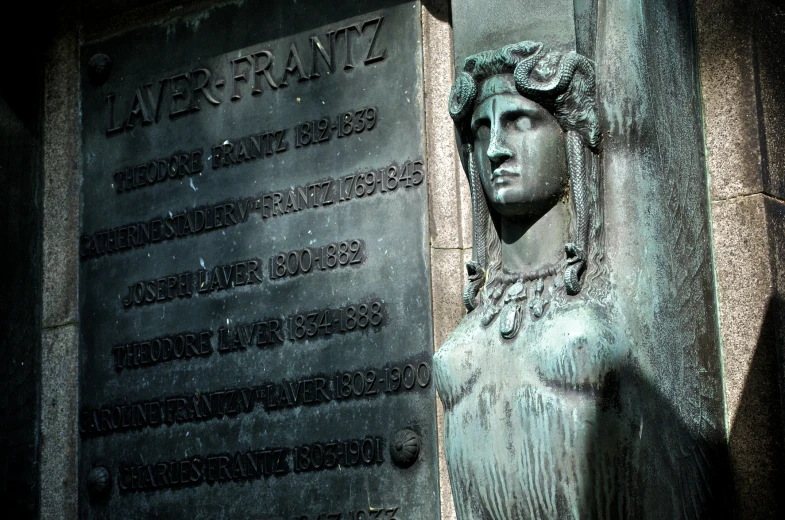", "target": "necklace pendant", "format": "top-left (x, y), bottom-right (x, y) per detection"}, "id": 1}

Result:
top-left (499, 303), bottom-right (523, 339)
top-left (481, 305), bottom-right (499, 326)
top-left (504, 280), bottom-right (526, 303)
top-left (529, 297), bottom-right (547, 318)
top-left (529, 278), bottom-right (548, 318)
